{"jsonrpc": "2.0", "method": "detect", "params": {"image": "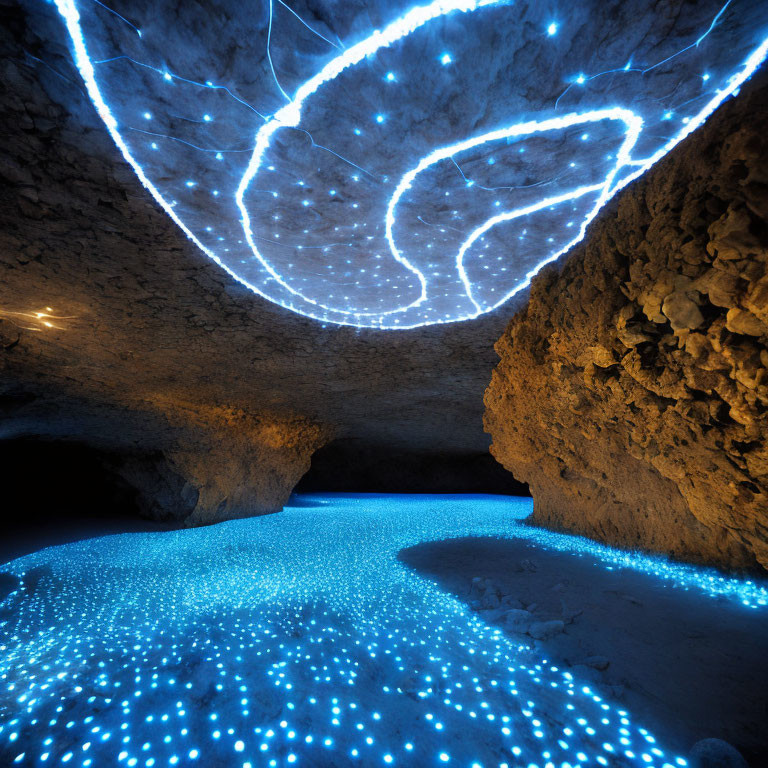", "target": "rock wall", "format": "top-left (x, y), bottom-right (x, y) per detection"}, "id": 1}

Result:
top-left (485, 69), bottom-right (768, 572)
top-left (146, 401), bottom-right (330, 524)
top-left (1, 1), bottom-right (516, 527)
